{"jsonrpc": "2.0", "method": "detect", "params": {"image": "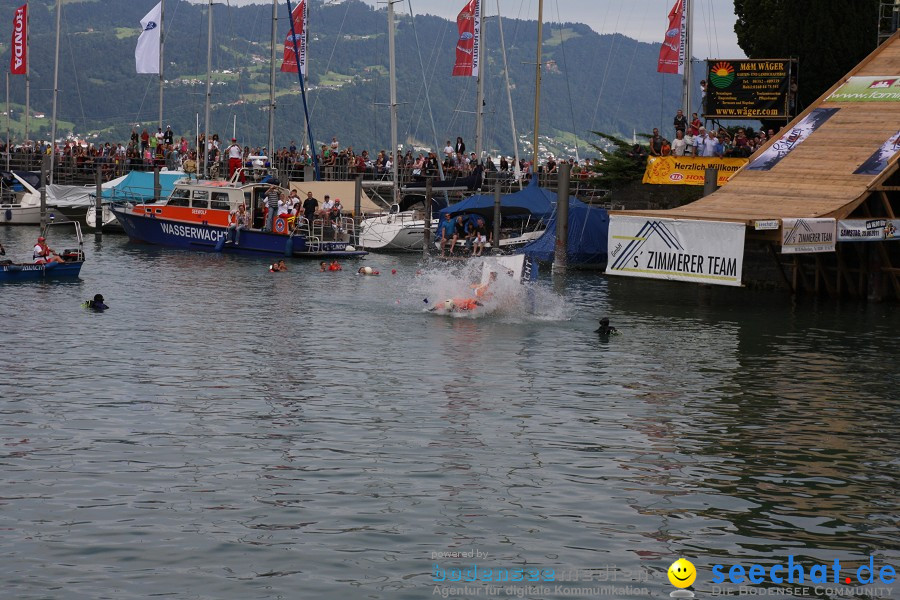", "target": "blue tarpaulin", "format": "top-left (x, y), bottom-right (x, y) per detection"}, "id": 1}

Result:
top-left (437, 177), bottom-right (556, 221)
top-left (101, 171), bottom-right (182, 202)
top-left (520, 198), bottom-right (609, 268)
